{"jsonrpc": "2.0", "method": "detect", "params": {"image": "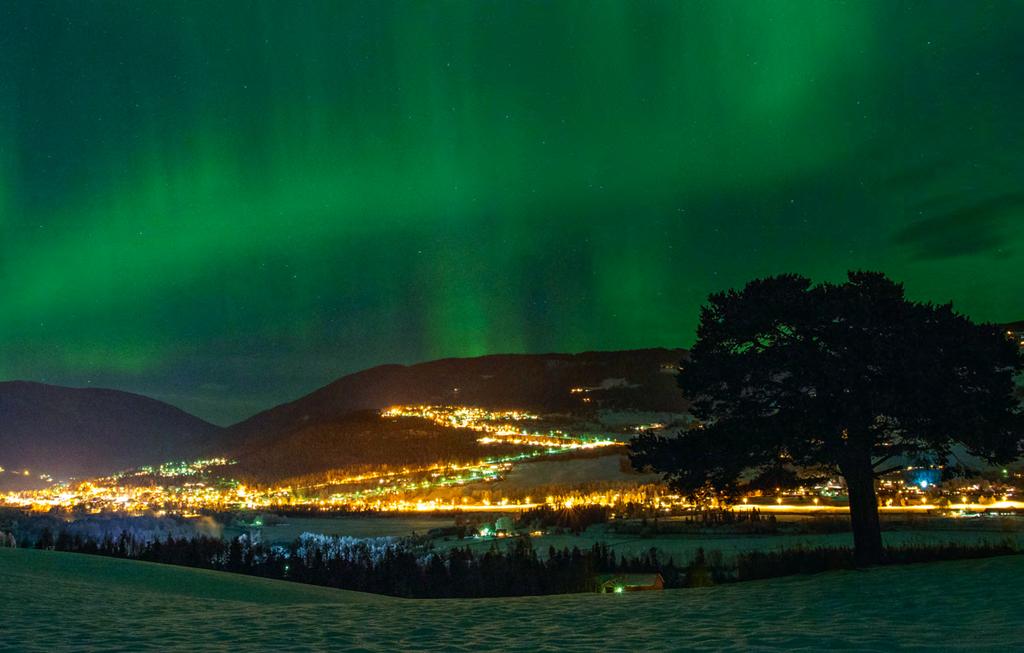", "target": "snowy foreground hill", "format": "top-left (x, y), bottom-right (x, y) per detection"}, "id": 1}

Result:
top-left (1, 548), bottom-right (1020, 652)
